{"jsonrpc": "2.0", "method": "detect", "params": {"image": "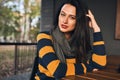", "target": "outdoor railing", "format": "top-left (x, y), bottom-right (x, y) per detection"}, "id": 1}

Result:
top-left (0, 43), bottom-right (37, 79)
